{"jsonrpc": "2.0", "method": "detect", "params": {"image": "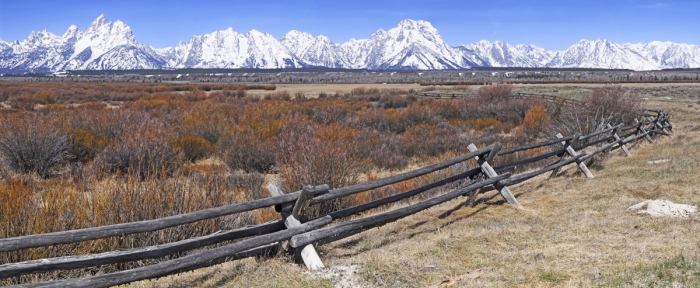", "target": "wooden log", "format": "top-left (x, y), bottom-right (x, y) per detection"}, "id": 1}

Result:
top-left (18, 216), bottom-right (333, 288)
top-left (310, 145), bottom-right (494, 204)
top-left (626, 131), bottom-right (650, 143)
top-left (290, 174), bottom-right (511, 249)
top-left (556, 133), bottom-right (594, 178)
top-left (578, 123), bottom-right (624, 141)
top-left (607, 124), bottom-right (631, 156)
top-left (651, 112), bottom-right (671, 135)
top-left (0, 184), bottom-right (329, 252)
top-left (493, 148), bottom-right (567, 172)
top-left (0, 221), bottom-right (284, 279)
top-left (285, 185), bottom-right (324, 270)
top-left (173, 243), bottom-right (279, 274)
top-left (579, 137), bottom-right (626, 161)
top-left (267, 183), bottom-right (293, 253)
top-left (284, 217), bottom-right (324, 270)
top-left (573, 134), bottom-right (616, 151)
top-left (267, 182), bottom-right (293, 214)
top-left (620, 119), bottom-right (645, 132)
top-left (486, 142), bottom-right (502, 164)
top-left (317, 168), bottom-right (481, 221)
top-left (615, 130), bottom-right (651, 146)
top-left (655, 121), bottom-right (671, 134)
top-left (635, 118), bottom-right (654, 143)
top-left (498, 153), bottom-right (585, 186)
top-left (497, 136), bottom-right (574, 156)
top-left (550, 133), bottom-right (580, 178)
top-left (467, 144), bottom-right (522, 209)
top-left (471, 143), bottom-right (503, 206)
top-left (292, 186), bottom-right (316, 220)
